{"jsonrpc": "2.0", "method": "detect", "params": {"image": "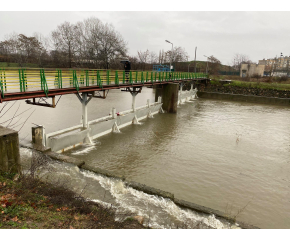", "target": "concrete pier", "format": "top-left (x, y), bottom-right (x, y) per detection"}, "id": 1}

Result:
top-left (160, 83), bottom-right (179, 113)
top-left (32, 126), bottom-right (45, 146)
top-left (0, 126), bottom-right (21, 173)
